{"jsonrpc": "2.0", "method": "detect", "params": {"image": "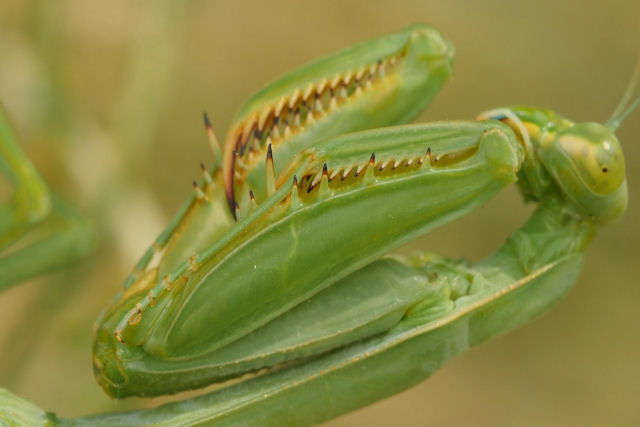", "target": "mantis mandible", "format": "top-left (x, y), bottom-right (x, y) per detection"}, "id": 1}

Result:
top-left (0, 23), bottom-right (635, 426)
